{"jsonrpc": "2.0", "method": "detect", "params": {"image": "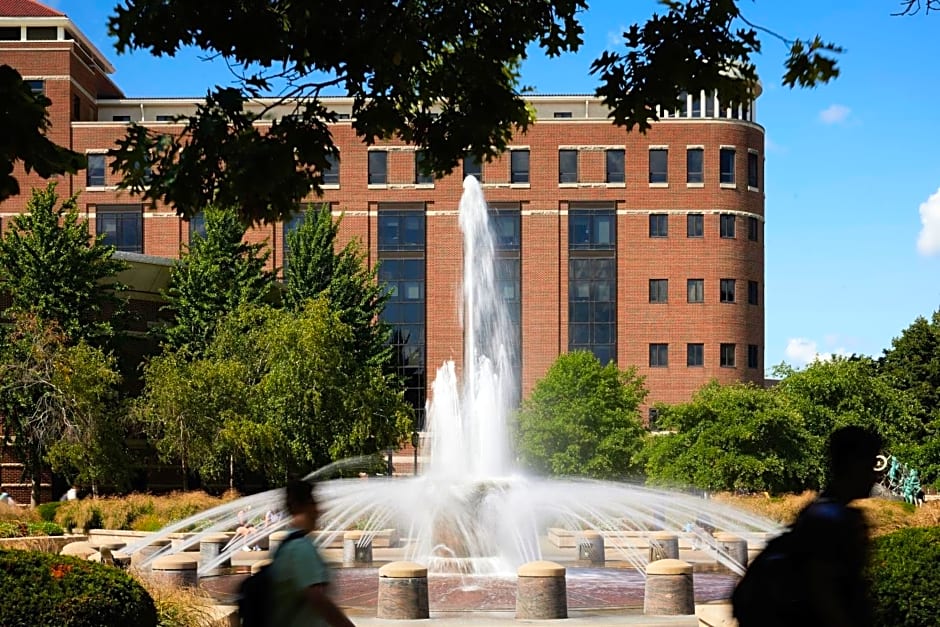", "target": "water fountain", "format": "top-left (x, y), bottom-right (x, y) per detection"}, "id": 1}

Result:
top-left (117, 176), bottom-right (781, 611)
